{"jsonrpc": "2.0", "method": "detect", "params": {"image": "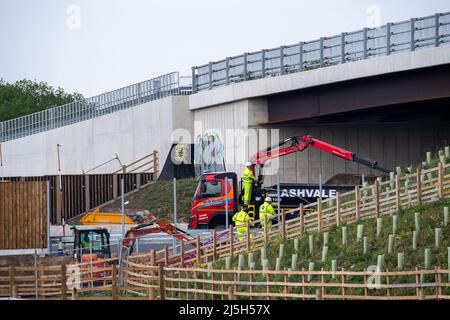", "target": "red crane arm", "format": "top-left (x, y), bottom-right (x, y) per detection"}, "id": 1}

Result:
top-left (122, 217), bottom-right (194, 249)
top-left (250, 135), bottom-right (391, 173)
